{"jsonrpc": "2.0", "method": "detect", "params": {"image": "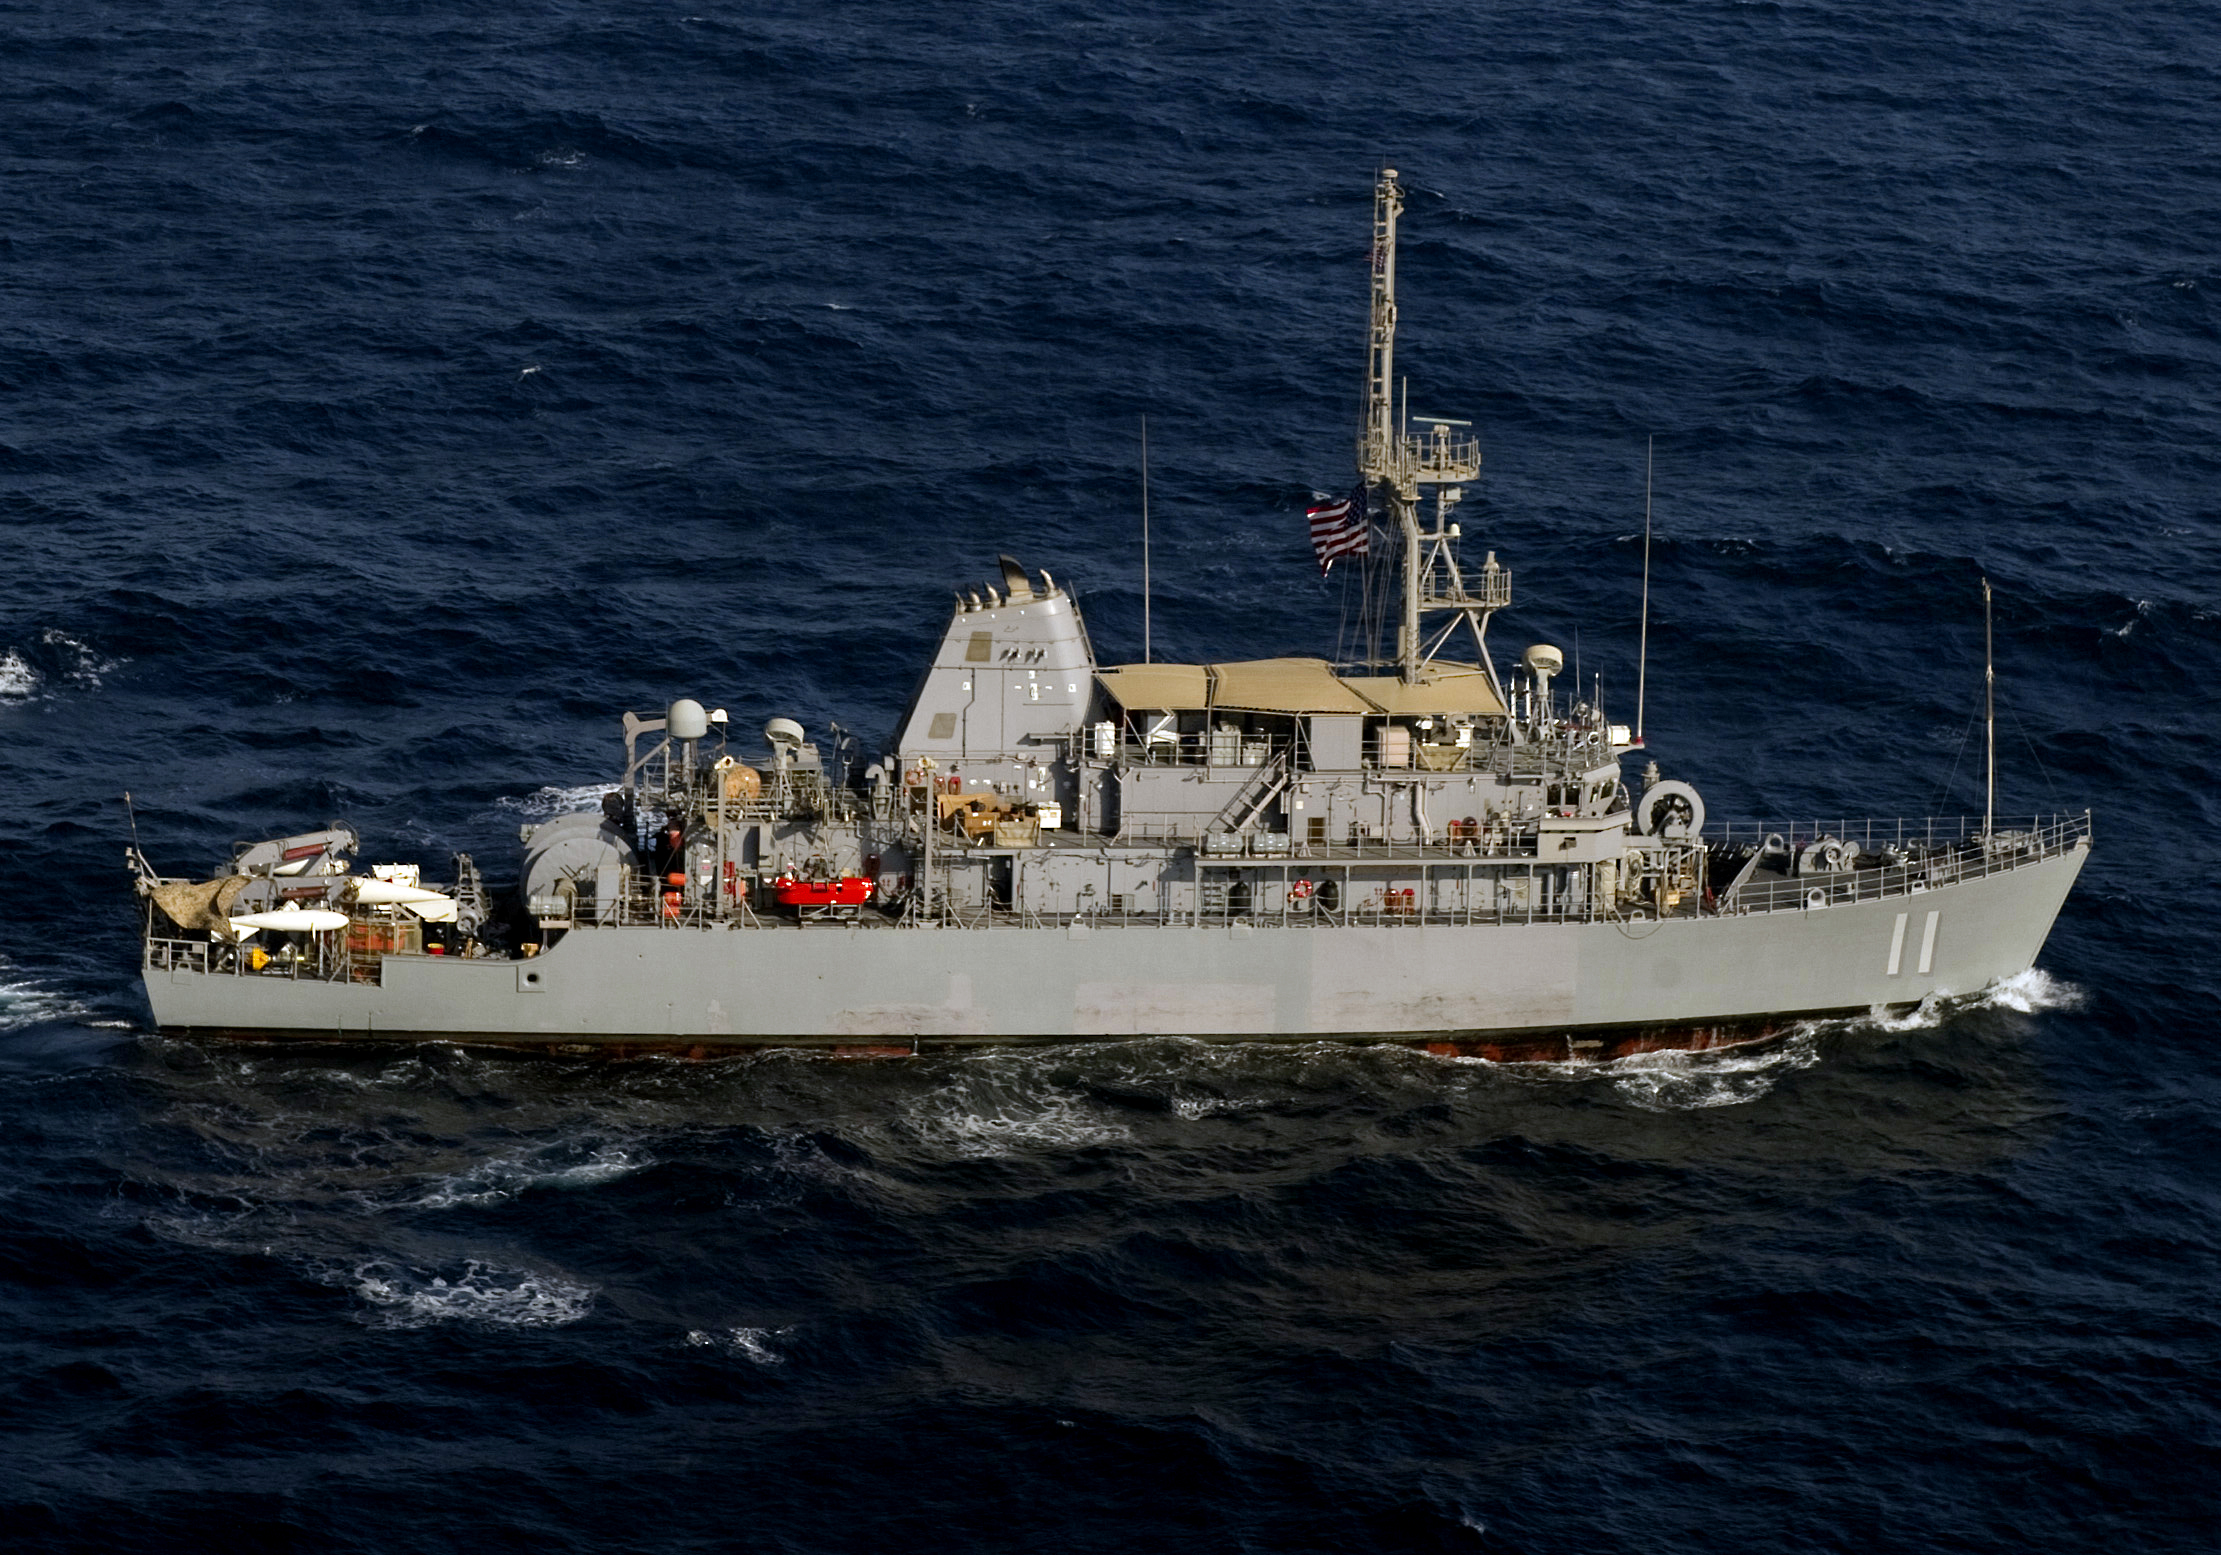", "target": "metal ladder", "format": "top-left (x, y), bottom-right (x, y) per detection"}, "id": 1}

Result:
top-left (1211, 750), bottom-right (1292, 834)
